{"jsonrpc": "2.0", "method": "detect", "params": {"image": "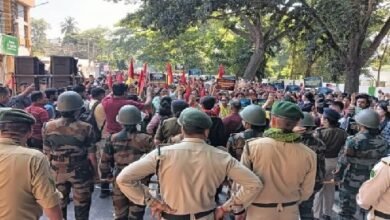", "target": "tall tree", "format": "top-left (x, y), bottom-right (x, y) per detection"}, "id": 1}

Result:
top-left (31, 18), bottom-right (50, 56)
top-left (110, 0), bottom-right (302, 80)
top-left (61, 17), bottom-right (79, 35)
top-left (299, 0), bottom-right (390, 93)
